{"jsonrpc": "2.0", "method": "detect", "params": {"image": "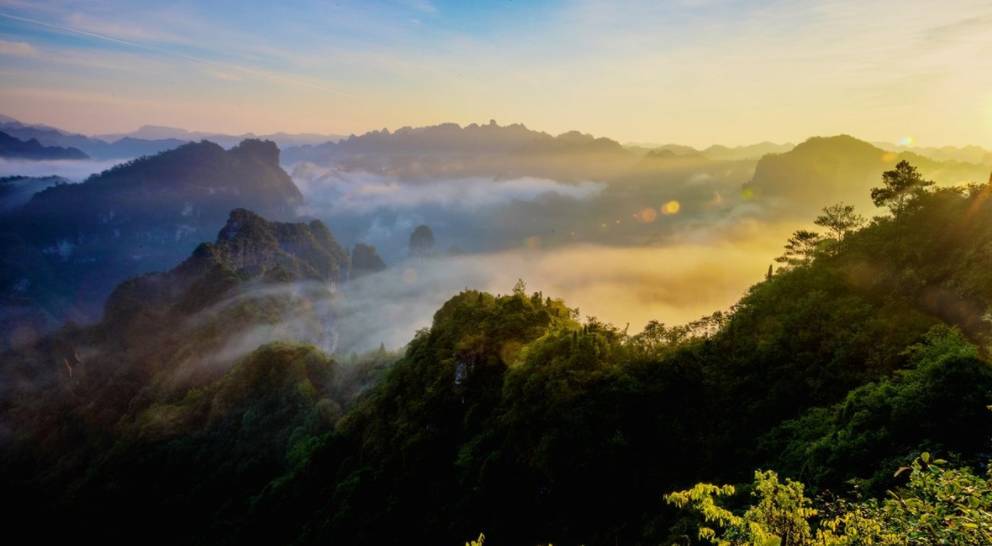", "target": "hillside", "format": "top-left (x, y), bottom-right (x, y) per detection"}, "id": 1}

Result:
top-left (0, 175), bottom-right (68, 212)
top-left (0, 139), bottom-right (306, 346)
top-left (3, 164), bottom-right (992, 544)
top-left (0, 208), bottom-right (377, 545)
top-left (236, 175), bottom-right (992, 545)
